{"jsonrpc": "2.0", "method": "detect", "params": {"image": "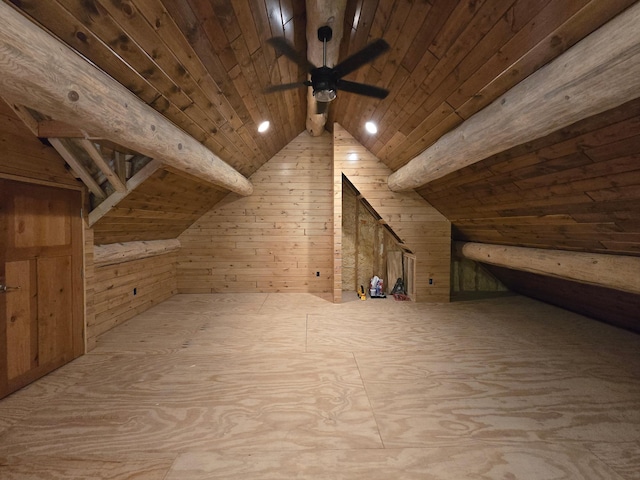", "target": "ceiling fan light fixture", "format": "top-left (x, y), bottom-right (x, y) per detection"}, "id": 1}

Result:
top-left (314, 89), bottom-right (336, 102)
top-left (258, 121), bottom-right (270, 133)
